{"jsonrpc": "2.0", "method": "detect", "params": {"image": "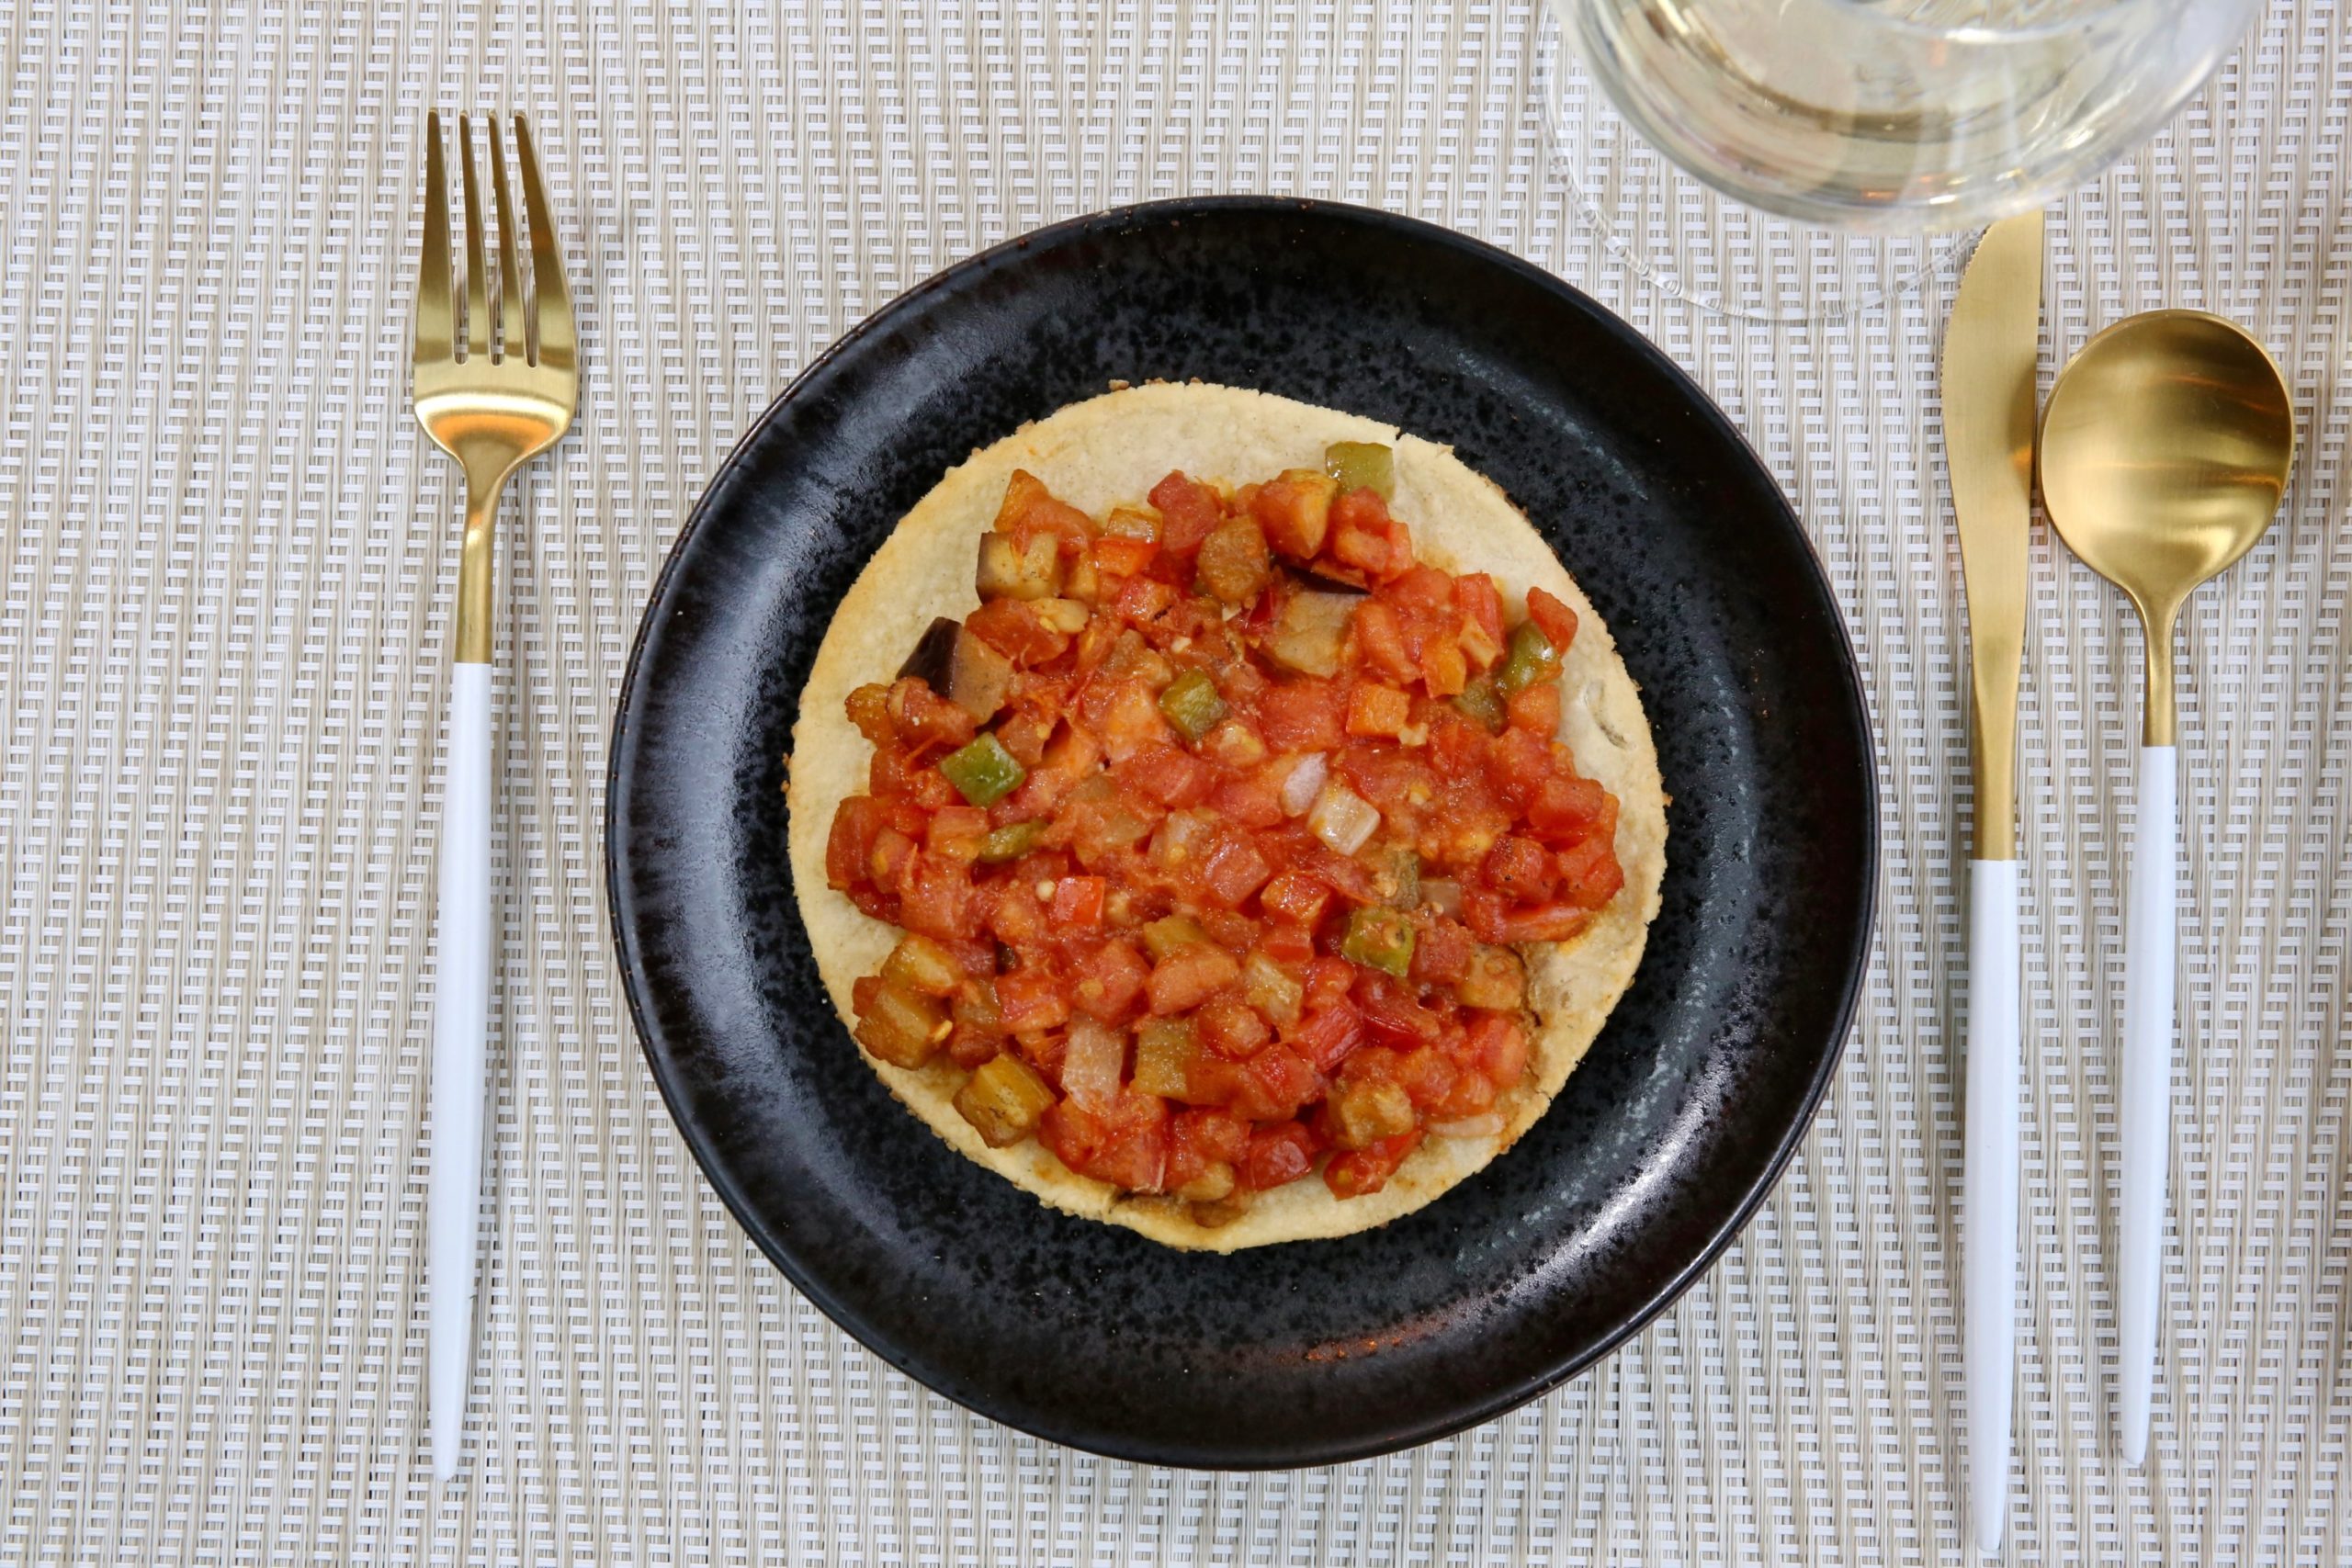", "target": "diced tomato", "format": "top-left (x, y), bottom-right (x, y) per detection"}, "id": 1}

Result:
top-left (1430, 1065), bottom-right (1499, 1121)
top-left (1471, 896), bottom-right (1594, 944)
top-left (1195, 991), bottom-right (1273, 1058)
top-left (1554, 835), bottom-right (1625, 910)
top-left (1196, 834), bottom-right (1274, 908)
top-left (1303, 955), bottom-right (1355, 1010)
top-left (1147, 943), bottom-right (1240, 1015)
top-left (1091, 535), bottom-right (1159, 577)
top-left (1044, 1090), bottom-right (1170, 1192)
top-left (1049, 874), bottom-right (1106, 931)
top-left (1241, 1121), bottom-right (1320, 1191)
top-left (1528, 773), bottom-right (1613, 838)
top-left (1329, 521), bottom-right (1392, 577)
top-left (1468, 1013), bottom-right (1531, 1088)
top-left (966, 598), bottom-right (1071, 665)
top-left (888, 677), bottom-right (978, 751)
top-left (1149, 471), bottom-right (1224, 560)
top-left (1481, 835), bottom-right (1557, 902)
top-left (1072, 939), bottom-right (1150, 1021)
top-left (1345, 682), bottom-right (1411, 739)
top-left (927, 806), bottom-right (989, 863)
top-left (1113, 574), bottom-right (1179, 625)
top-left (1387, 564), bottom-right (1452, 611)
top-left (1419, 636), bottom-right (1468, 698)
top-left (1392, 1045), bottom-right (1459, 1109)
top-left (1329, 487), bottom-right (1389, 536)
top-left (1258, 867), bottom-right (1330, 929)
top-left (1251, 473), bottom-right (1337, 560)
top-left (1354, 971), bottom-right (1442, 1047)
top-left (986, 877), bottom-right (1048, 947)
top-left (1348, 601), bottom-right (1415, 683)
top-left (1122, 742), bottom-right (1214, 808)
top-left (1211, 771), bottom-right (1286, 831)
top-left (1255, 680), bottom-right (1346, 751)
top-left (1453, 573), bottom-right (1504, 643)
top-left (1408, 913), bottom-right (1475, 987)
top-left (1487, 727), bottom-right (1553, 807)
top-left (1257, 921), bottom-right (1317, 966)
top-left (1375, 522), bottom-right (1414, 583)
top-left (1287, 1000), bottom-right (1363, 1073)
top-left (899, 853), bottom-right (975, 940)
top-left (1525, 586), bottom-right (1578, 651)
top-left (1505, 680), bottom-right (1561, 734)
top-left (994, 965), bottom-right (1070, 1033)
top-left (826, 796), bottom-right (888, 890)
top-left (1166, 1106), bottom-right (1250, 1192)
top-left (1229, 1044), bottom-right (1318, 1122)
top-left (1323, 1130), bottom-right (1422, 1199)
